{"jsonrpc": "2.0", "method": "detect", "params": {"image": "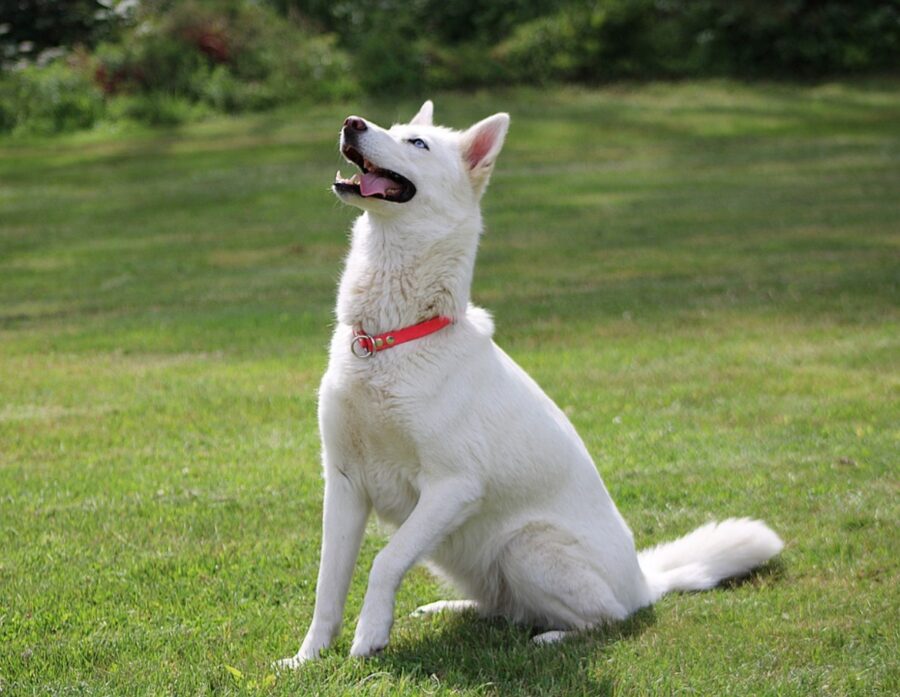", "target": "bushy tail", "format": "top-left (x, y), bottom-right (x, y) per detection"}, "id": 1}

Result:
top-left (638, 518), bottom-right (783, 603)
